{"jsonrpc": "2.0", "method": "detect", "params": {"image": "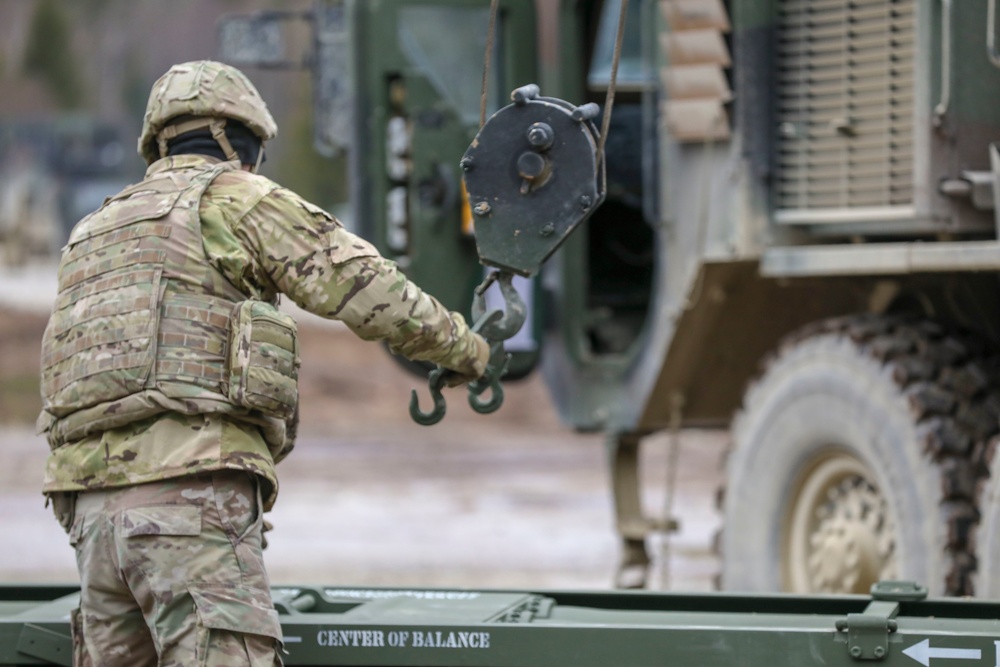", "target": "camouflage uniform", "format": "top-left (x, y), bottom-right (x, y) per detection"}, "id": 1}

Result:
top-left (70, 471), bottom-right (278, 666)
top-left (39, 61), bottom-right (489, 666)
